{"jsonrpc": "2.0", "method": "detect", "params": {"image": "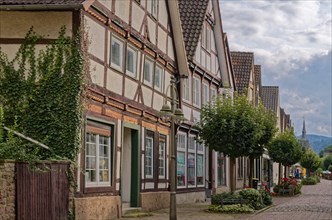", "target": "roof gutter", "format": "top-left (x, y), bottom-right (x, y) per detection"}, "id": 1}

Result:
top-left (166, 0), bottom-right (189, 77)
top-left (0, 4), bottom-right (83, 11)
